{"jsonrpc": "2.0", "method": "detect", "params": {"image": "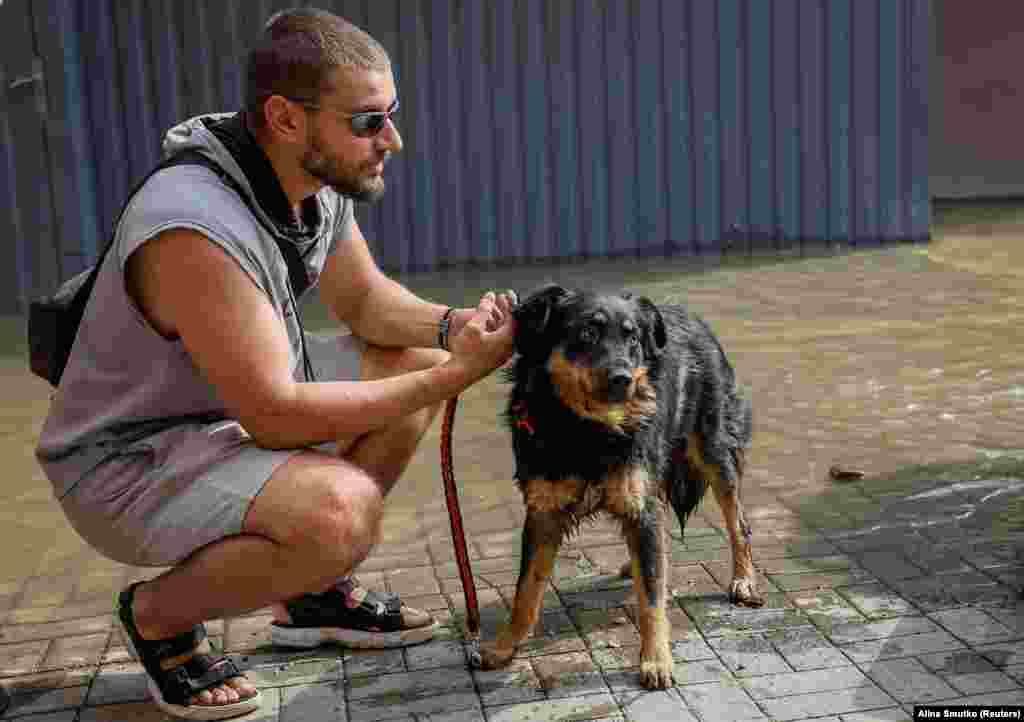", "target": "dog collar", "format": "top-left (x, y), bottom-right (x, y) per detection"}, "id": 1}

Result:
top-left (510, 401), bottom-right (536, 436)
